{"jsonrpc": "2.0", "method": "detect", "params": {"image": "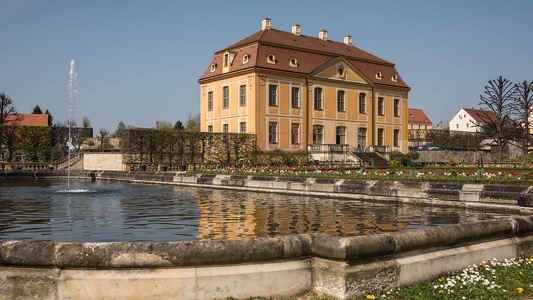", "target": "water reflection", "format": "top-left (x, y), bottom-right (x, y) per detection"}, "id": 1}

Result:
top-left (195, 189), bottom-right (511, 240)
top-left (0, 180), bottom-right (515, 242)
